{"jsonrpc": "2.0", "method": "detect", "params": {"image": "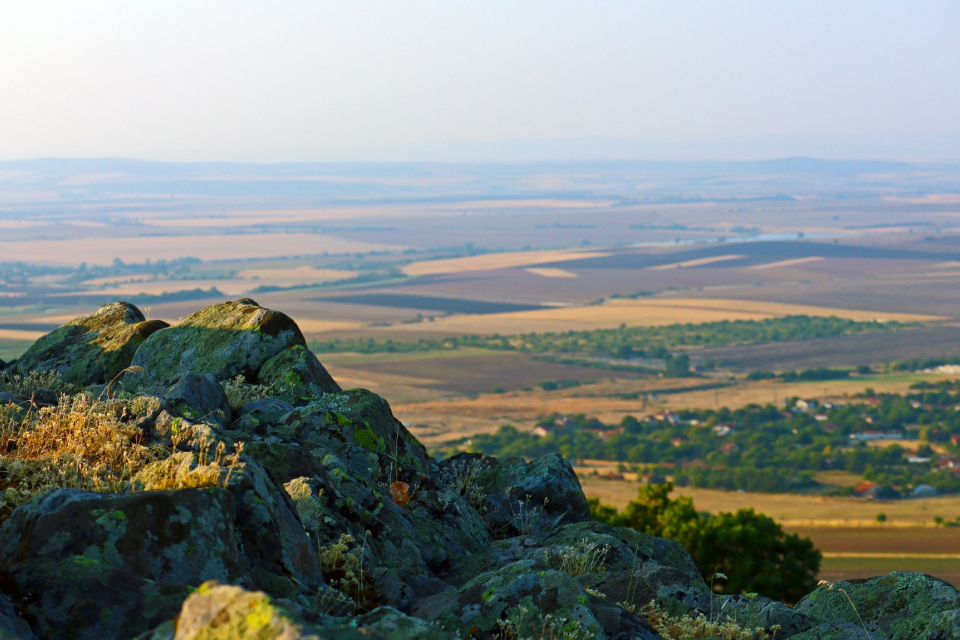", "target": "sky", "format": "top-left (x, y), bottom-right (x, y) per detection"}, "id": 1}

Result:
top-left (2, 1), bottom-right (959, 163)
